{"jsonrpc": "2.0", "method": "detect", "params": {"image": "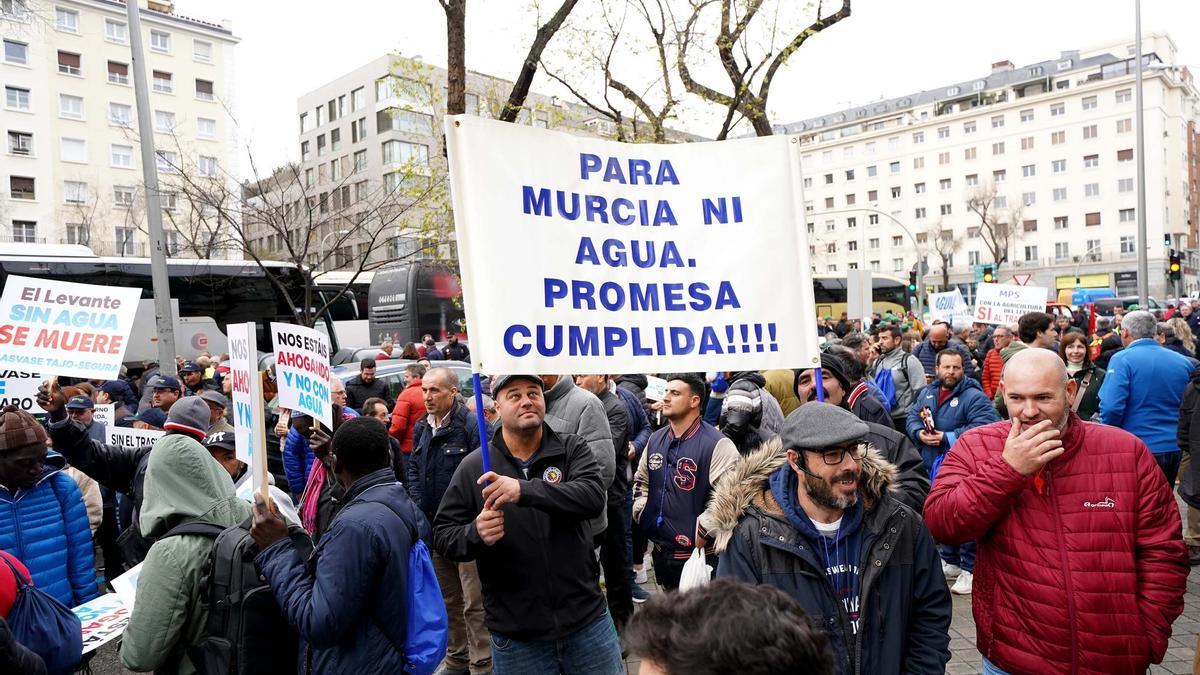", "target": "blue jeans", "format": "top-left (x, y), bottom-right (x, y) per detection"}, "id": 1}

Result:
top-left (939, 541), bottom-right (976, 574)
top-left (982, 656), bottom-right (1010, 674)
top-left (1155, 450), bottom-right (1183, 488)
top-left (491, 612), bottom-right (624, 675)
